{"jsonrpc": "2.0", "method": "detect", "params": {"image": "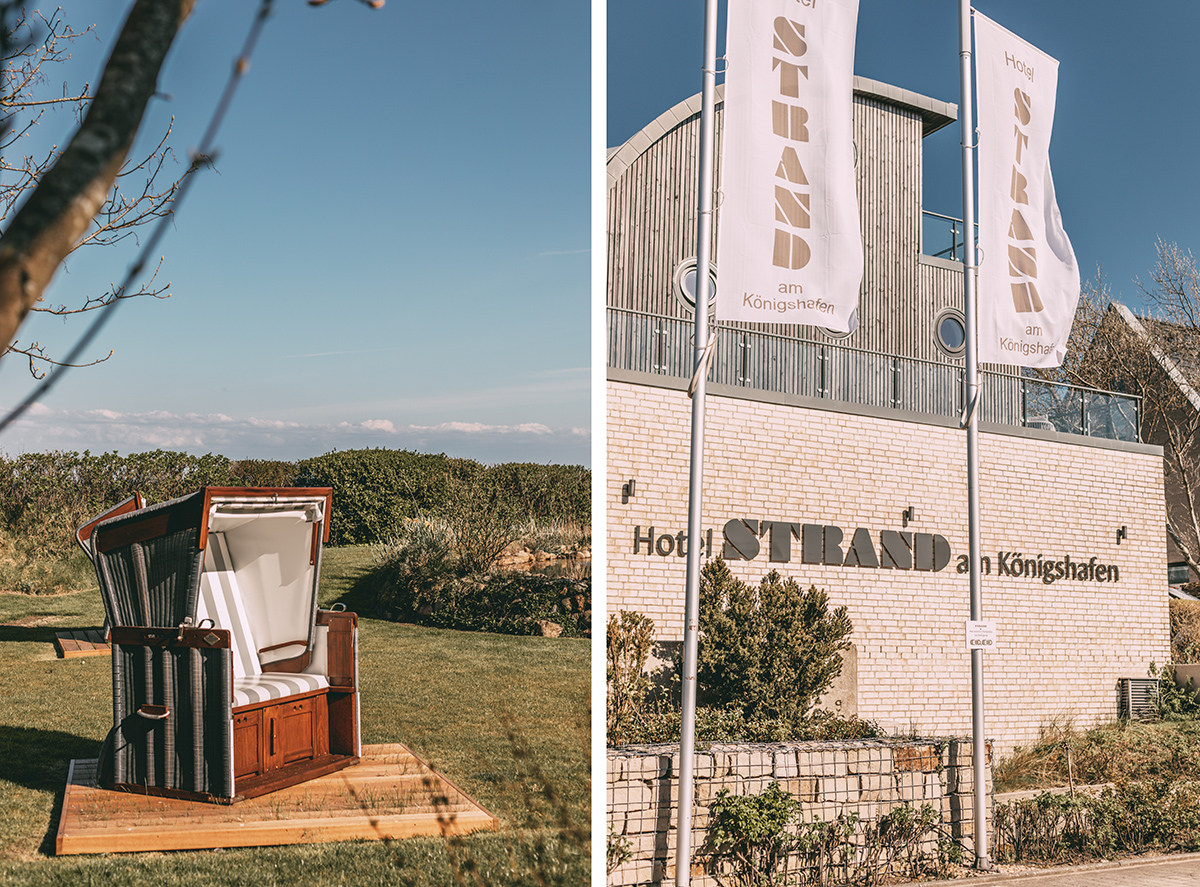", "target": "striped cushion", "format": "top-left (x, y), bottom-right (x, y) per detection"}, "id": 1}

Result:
top-left (197, 533), bottom-right (261, 679)
top-left (233, 673), bottom-right (329, 708)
